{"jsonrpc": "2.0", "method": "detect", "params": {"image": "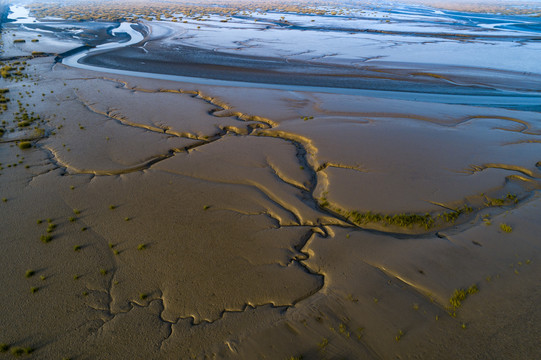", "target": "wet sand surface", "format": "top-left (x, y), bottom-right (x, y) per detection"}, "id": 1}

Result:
top-left (81, 43), bottom-right (541, 99)
top-left (1, 3), bottom-right (541, 359)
